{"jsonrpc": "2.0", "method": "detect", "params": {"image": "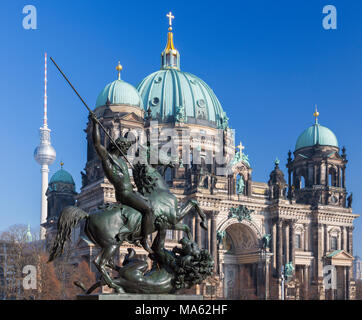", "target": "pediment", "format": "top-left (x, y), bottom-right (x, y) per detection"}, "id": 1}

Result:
top-left (120, 112), bottom-right (143, 122)
top-left (325, 250), bottom-right (354, 266)
top-left (327, 151), bottom-right (342, 161)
